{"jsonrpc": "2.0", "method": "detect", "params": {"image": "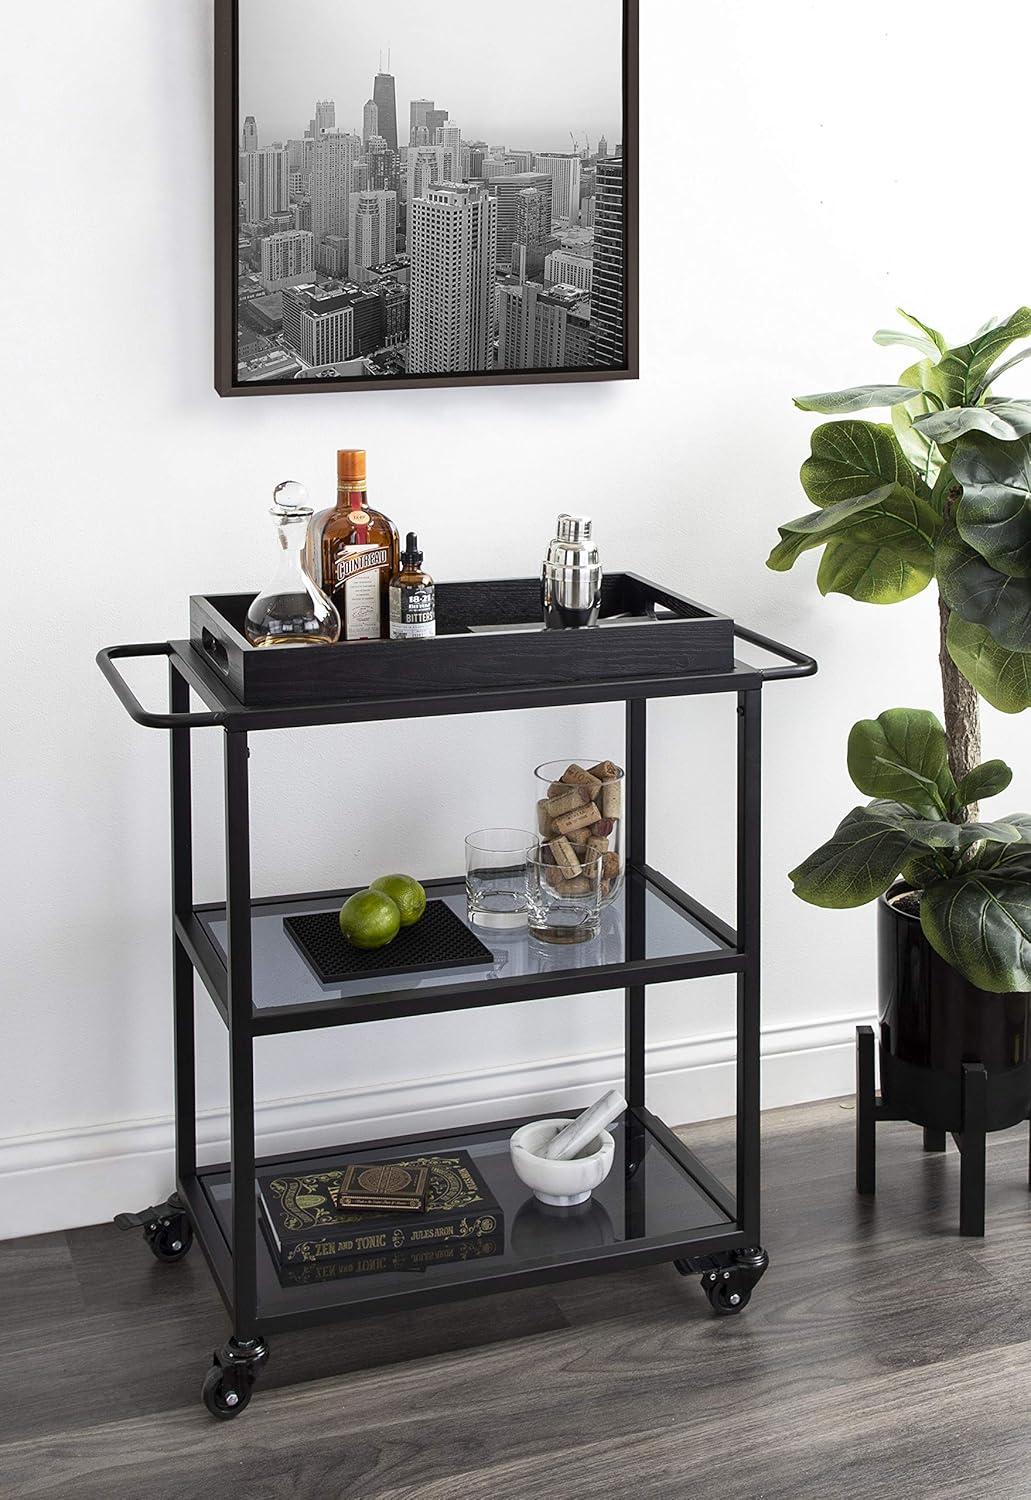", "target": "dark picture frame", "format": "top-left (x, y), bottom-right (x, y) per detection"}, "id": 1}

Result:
top-left (214, 0), bottom-right (639, 397)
